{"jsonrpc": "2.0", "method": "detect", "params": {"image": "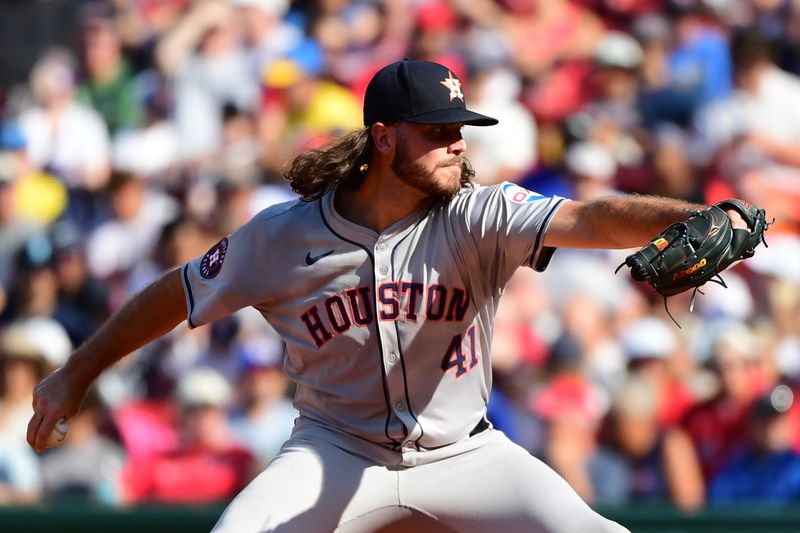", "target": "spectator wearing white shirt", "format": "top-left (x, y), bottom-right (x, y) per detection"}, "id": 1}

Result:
top-left (87, 171), bottom-right (178, 283)
top-left (157, 0), bottom-right (259, 164)
top-left (229, 334), bottom-right (297, 469)
top-left (0, 318), bottom-right (72, 504)
top-left (18, 50), bottom-right (111, 191)
top-left (463, 66), bottom-right (537, 185)
top-left (693, 29), bottom-right (800, 232)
